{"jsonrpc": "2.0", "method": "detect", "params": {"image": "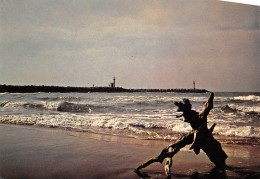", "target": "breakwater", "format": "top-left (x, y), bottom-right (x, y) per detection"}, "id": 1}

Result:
top-left (129, 88), bottom-right (208, 93)
top-left (0, 85), bottom-right (208, 93)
